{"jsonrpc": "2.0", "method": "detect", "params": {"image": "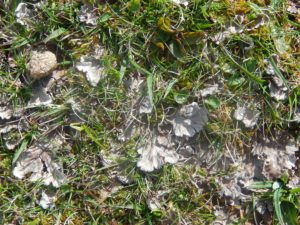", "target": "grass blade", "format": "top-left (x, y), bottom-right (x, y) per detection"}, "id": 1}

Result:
top-left (247, 181), bottom-right (273, 189)
top-left (128, 55), bottom-right (154, 105)
top-left (281, 201), bottom-right (298, 225)
top-left (273, 188), bottom-right (285, 225)
top-left (44, 28), bottom-right (66, 43)
top-left (222, 46), bottom-right (266, 85)
top-left (12, 139), bottom-right (28, 165)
